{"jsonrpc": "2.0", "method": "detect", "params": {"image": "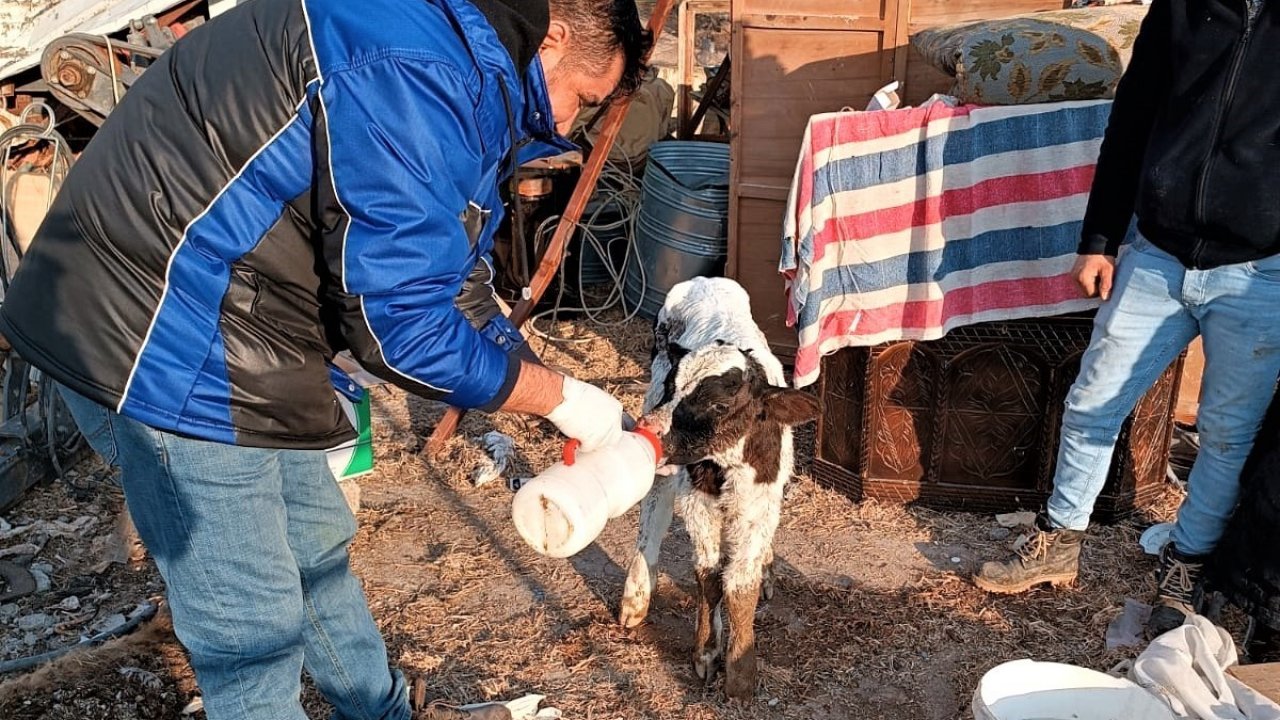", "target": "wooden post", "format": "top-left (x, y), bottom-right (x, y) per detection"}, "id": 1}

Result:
top-left (424, 0), bottom-right (678, 456)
